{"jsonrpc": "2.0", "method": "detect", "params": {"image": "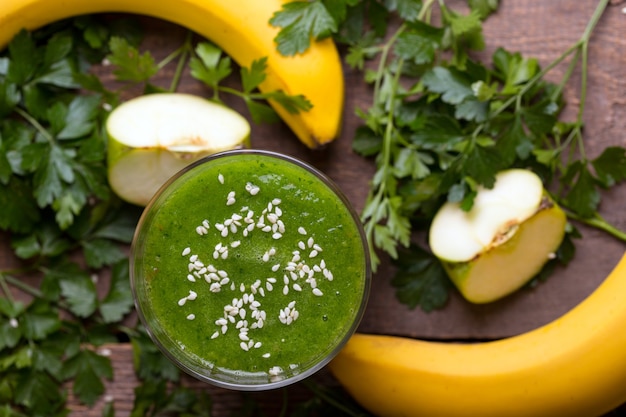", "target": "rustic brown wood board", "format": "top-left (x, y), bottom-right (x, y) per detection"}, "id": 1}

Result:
top-left (1, 0), bottom-right (626, 415)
